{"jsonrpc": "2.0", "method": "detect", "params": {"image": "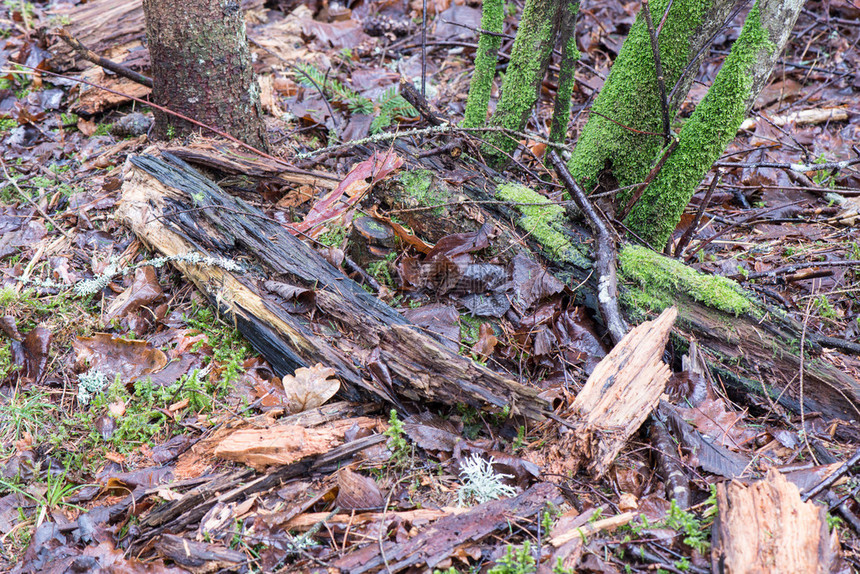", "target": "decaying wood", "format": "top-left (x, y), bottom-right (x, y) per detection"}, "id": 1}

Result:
top-left (283, 508), bottom-right (466, 531)
top-left (712, 469), bottom-right (841, 573)
top-left (738, 107), bottom-right (849, 131)
top-left (154, 534), bottom-right (245, 571)
top-left (556, 307), bottom-right (676, 478)
top-left (211, 416), bottom-right (379, 470)
top-left (134, 435), bottom-right (385, 546)
top-left (549, 511), bottom-right (638, 548)
top-left (332, 482), bottom-right (562, 573)
top-left (117, 152), bottom-right (550, 420)
top-left (391, 141), bottom-right (860, 433)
